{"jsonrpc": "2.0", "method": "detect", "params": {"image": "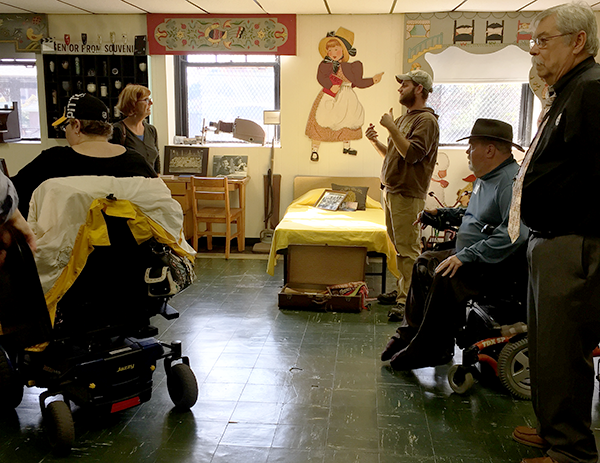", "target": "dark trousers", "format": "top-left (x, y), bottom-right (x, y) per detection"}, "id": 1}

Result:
top-left (393, 248), bottom-right (518, 366)
top-left (528, 235), bottom-right (600, 463)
